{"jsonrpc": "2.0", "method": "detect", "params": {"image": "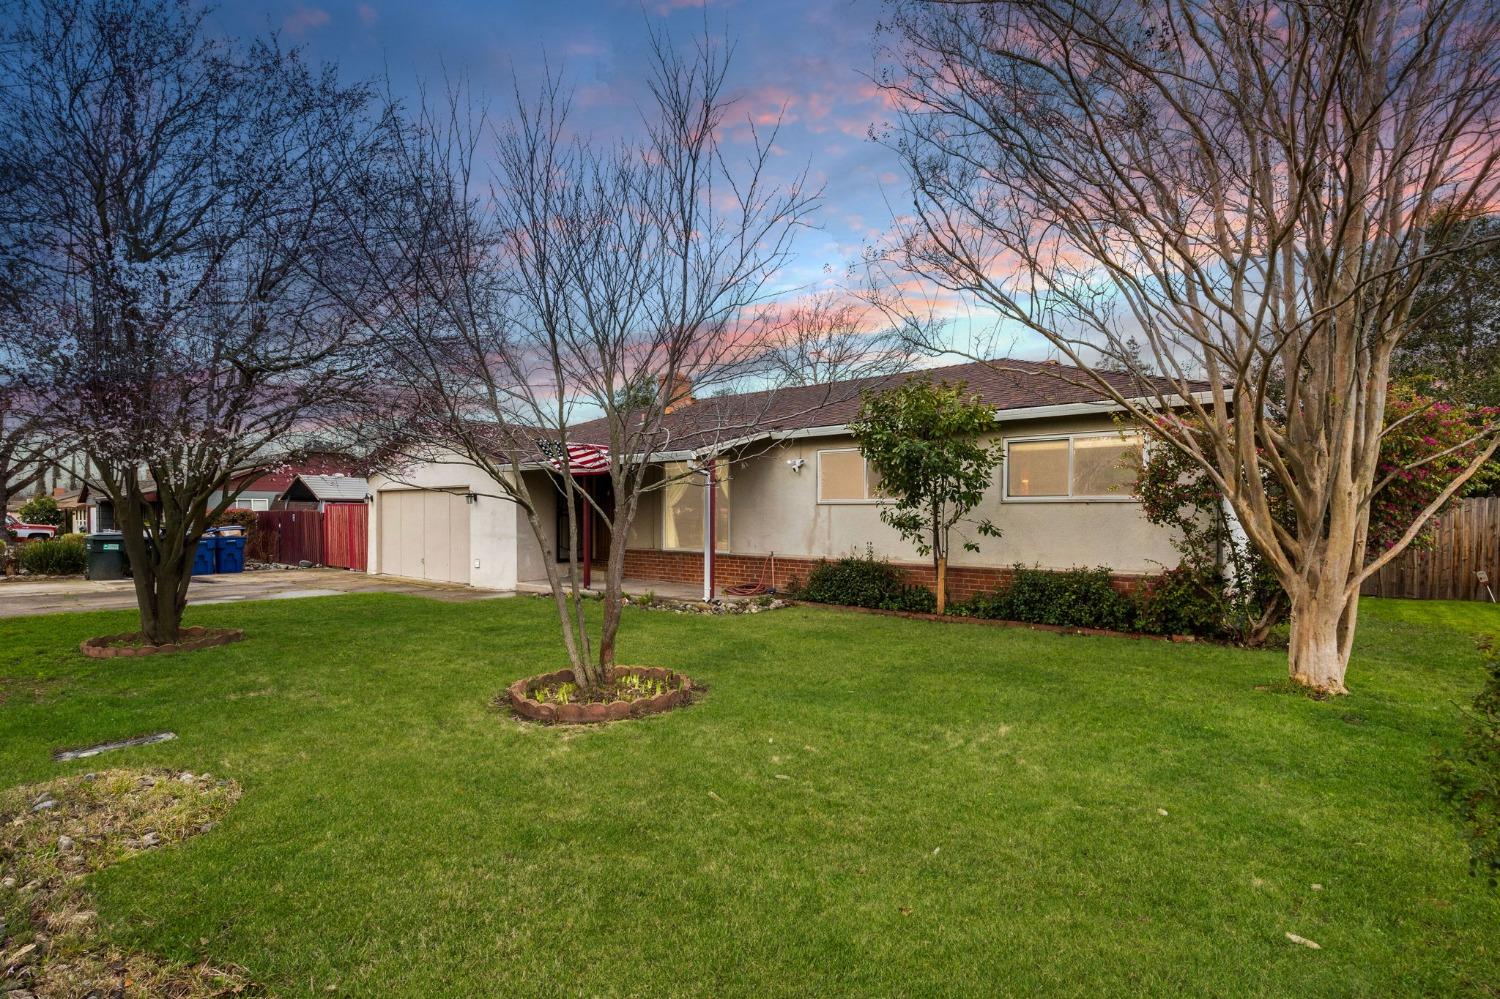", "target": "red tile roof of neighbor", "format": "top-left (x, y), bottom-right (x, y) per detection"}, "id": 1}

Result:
top-left (563, 358), bottom-right (1204, 455)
